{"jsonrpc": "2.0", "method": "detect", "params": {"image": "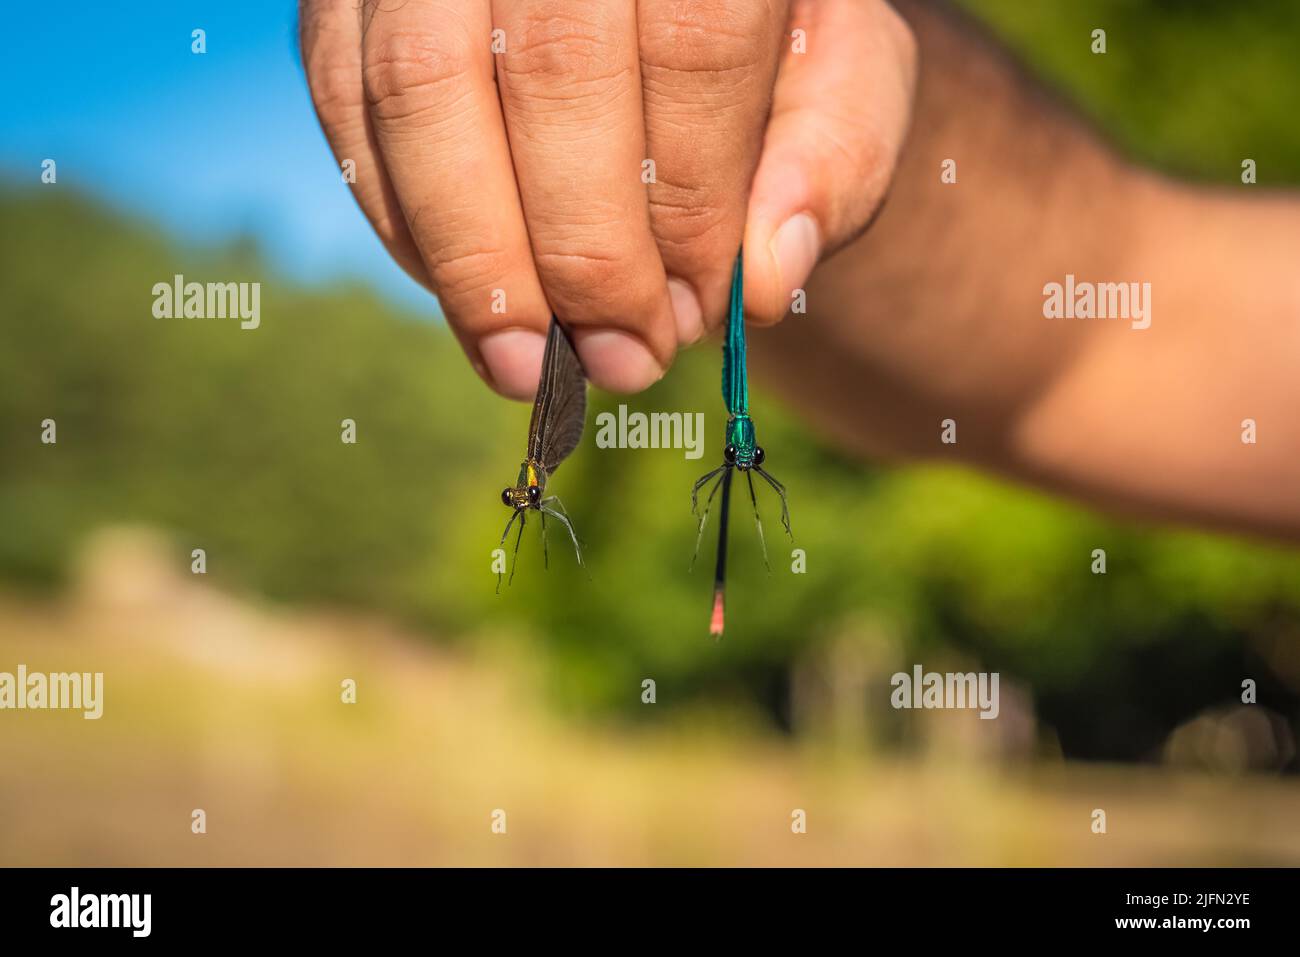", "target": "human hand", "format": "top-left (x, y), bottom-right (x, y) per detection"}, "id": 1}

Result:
top-left (300, 0), bottom-right (916, 398)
